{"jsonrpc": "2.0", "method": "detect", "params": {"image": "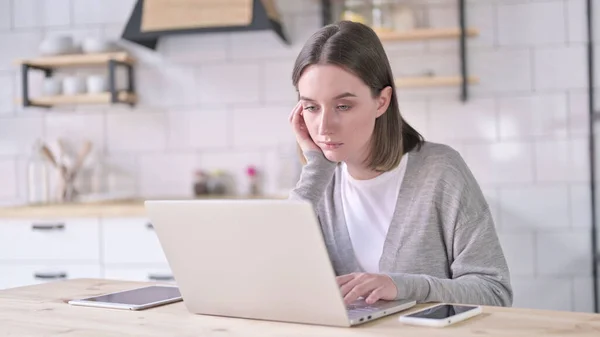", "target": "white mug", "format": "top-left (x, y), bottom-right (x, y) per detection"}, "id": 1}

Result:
top-left (63, 76), bottom-right (86, 95)
top-left (86, 75), bottom-right (108, 94)
top-left (42, 78), bottom-right (62, 96)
